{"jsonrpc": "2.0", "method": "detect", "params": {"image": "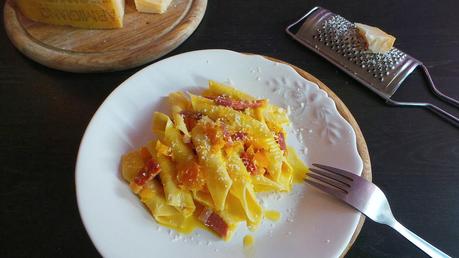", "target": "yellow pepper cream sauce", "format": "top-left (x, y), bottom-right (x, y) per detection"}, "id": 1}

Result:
top-left (264, 210), bottom-right (281, 221)
top-left (243, 234), bottom-right (254, 248)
